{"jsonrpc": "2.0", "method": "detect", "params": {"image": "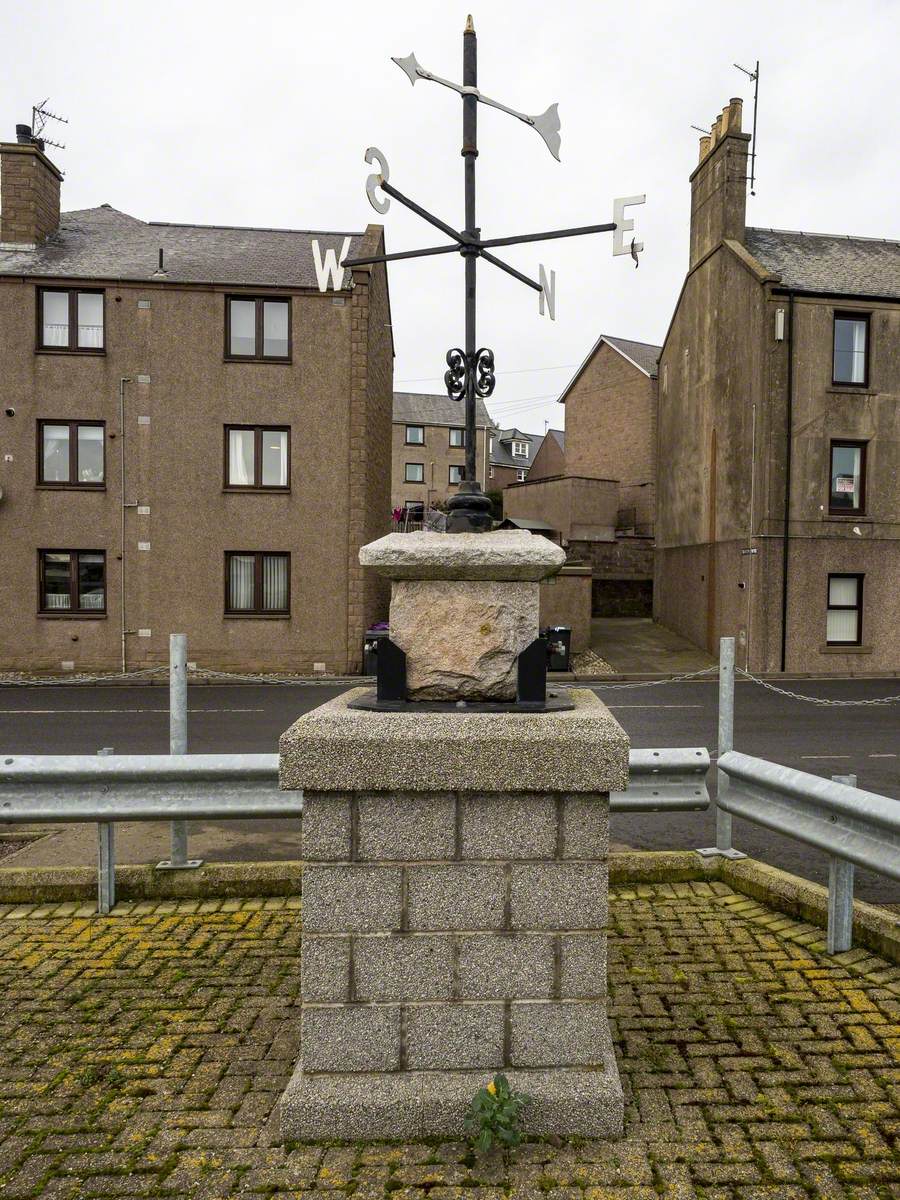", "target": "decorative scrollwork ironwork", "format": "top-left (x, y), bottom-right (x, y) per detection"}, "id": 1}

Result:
top-left (474, 347), bottom-right (496, 397)
top-left (444, 348), bottom-right (467, 401)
